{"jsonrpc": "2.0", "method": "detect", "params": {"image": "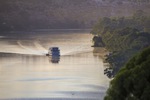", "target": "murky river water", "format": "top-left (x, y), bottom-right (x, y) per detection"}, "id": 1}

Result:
top-left (0, 29), bottom-right (109, 100)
